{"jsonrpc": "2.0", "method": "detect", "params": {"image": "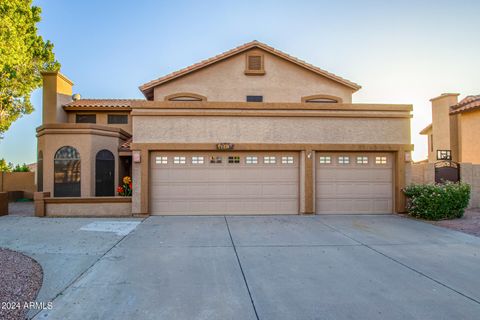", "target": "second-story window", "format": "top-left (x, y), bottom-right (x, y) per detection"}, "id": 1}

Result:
top-left (246, 95), bottom-right (263, 102)
top-left (76, 114), bottom-right (96, 124)
top-left (108, 114), bottom-right (128, 124)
